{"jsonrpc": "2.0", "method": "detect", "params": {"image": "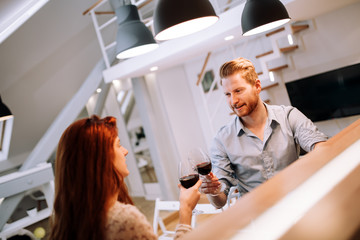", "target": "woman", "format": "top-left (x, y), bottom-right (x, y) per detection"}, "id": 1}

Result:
top-left (50, 115), bottom-right (201, 240)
